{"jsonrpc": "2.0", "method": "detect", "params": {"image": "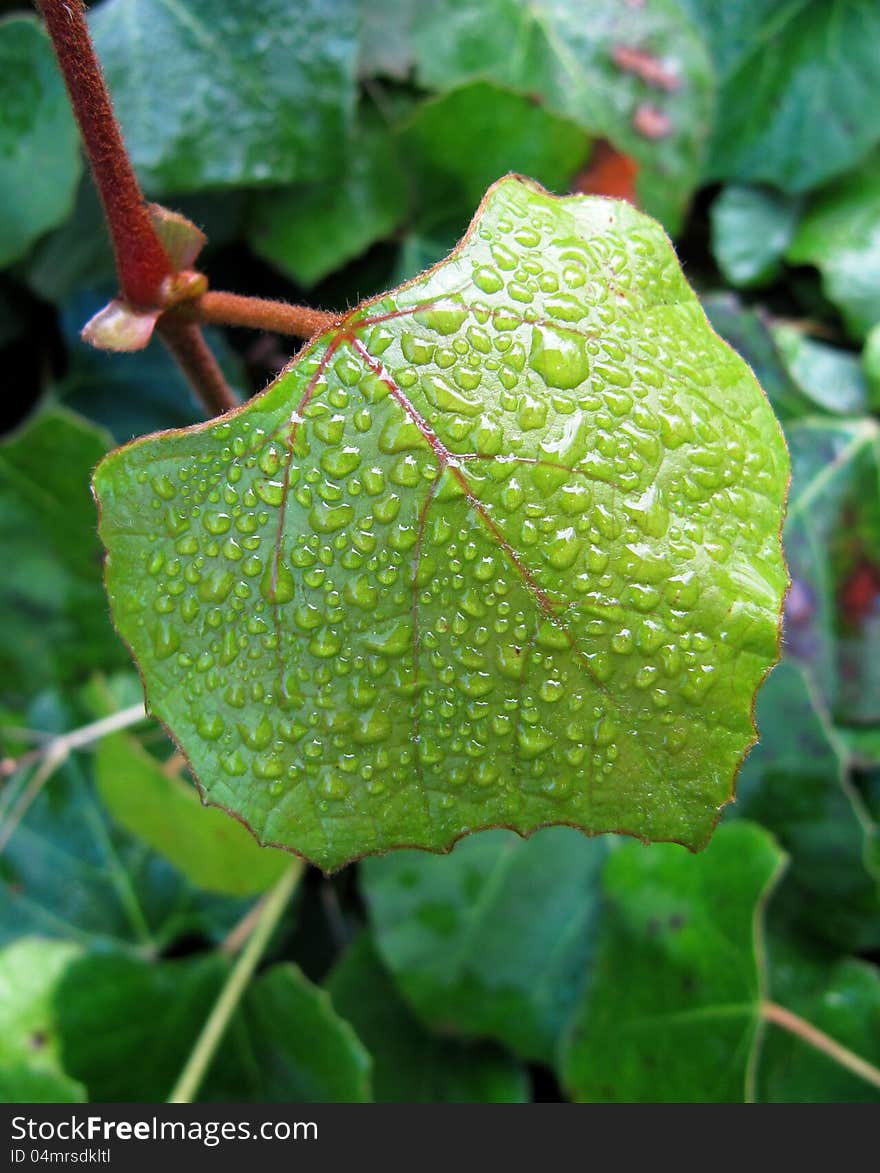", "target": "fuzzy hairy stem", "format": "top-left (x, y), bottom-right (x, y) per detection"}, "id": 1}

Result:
top-left (36, 0), bottom-right (172, 309)
top-left (186, 292), bottom-right (339, 339)
top-left (157, 316), bottom-right (239, 416)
